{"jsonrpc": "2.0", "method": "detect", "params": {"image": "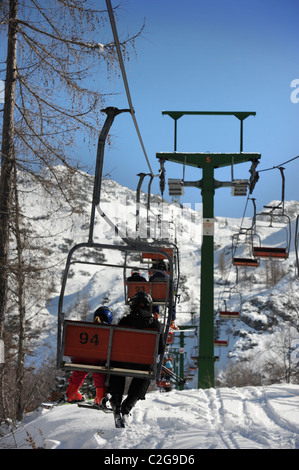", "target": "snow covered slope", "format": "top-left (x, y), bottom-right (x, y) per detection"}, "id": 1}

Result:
top-left (1, 384), bottom-right (299, 449)
top-left (18, 167), bottom-right (299, 382)
top-left (2, 169), bottom-right (299, 450)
